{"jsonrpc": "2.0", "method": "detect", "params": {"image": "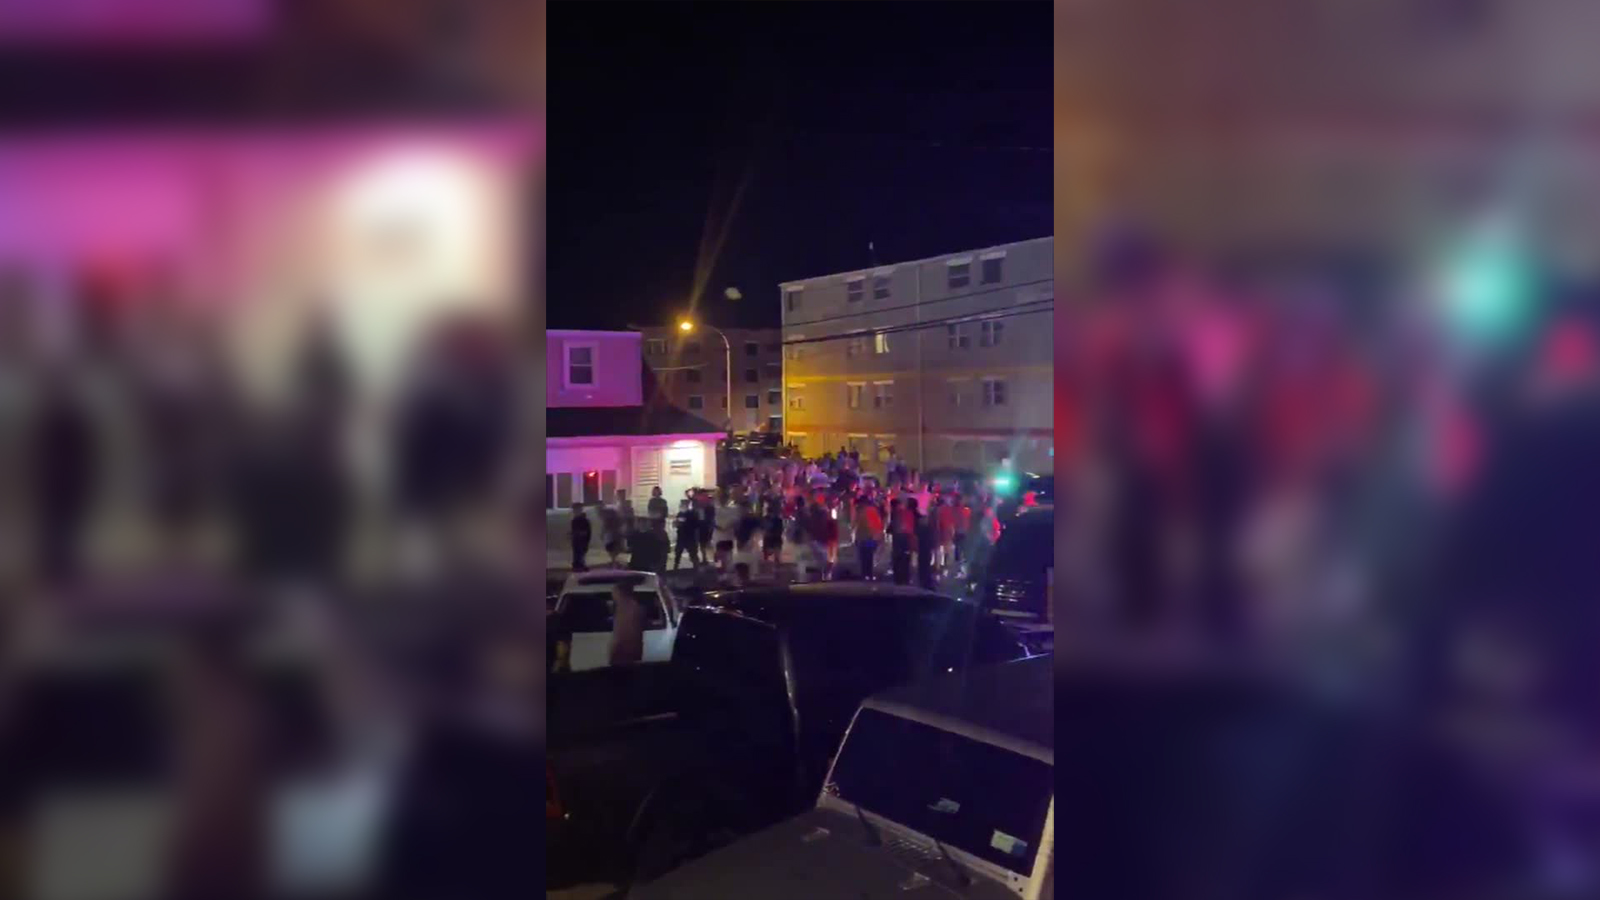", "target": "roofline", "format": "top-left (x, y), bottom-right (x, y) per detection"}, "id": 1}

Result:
top-left (547, 329), bottom-right (640, 338)
top-left (779, 235), bottom-right (1054, 289)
